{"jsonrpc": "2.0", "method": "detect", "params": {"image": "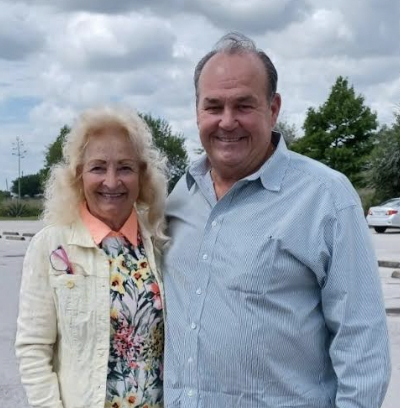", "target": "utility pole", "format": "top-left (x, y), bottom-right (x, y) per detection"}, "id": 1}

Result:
top-left (12, 137), bottom-right (27, 200)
